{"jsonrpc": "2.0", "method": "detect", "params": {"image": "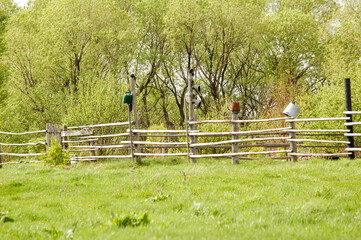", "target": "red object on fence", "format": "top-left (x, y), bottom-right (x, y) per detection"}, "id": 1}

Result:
top-left (230, 102), bottom-right (240, 113)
